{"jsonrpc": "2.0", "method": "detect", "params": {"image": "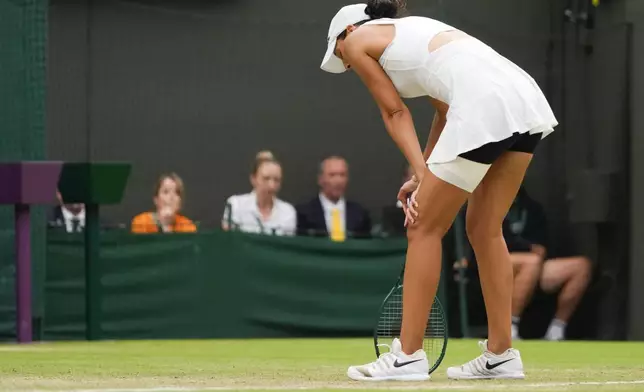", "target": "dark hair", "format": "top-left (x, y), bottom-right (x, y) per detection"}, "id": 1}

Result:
top-left (337, 0), bottom-right (405, 40)
top-left (319, 155), bottom-right (348, 175)
top-left (365, 0), bottom-right (405, 19)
